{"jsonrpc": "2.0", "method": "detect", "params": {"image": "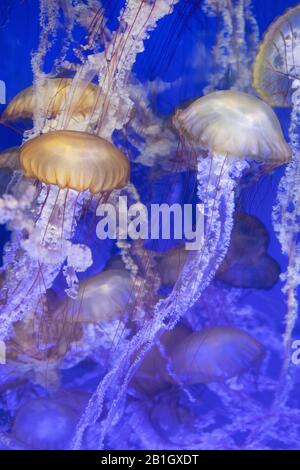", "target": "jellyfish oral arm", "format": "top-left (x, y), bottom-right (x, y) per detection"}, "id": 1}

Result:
top-left (0, 184), bottom-right (91, 340)
top-left (159, 152), bottom-right (250, 314)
